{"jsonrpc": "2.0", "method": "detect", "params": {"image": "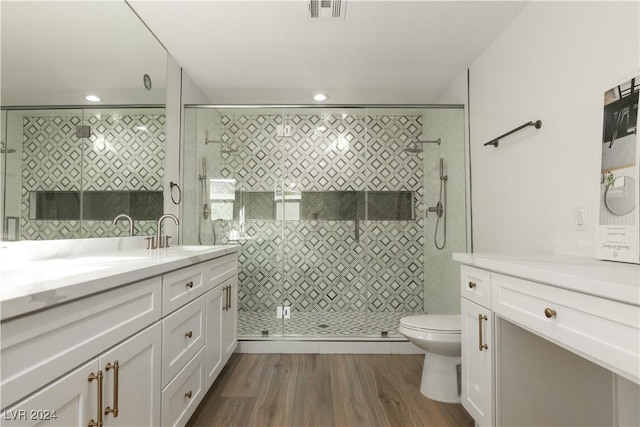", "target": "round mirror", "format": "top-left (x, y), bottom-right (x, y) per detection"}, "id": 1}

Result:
top-left (605, 176), bottom-right (636, 216)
